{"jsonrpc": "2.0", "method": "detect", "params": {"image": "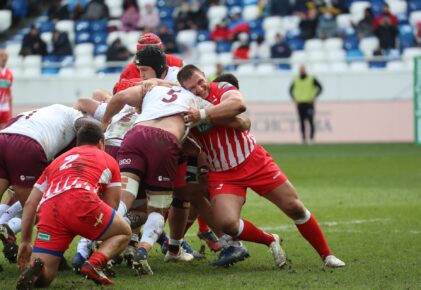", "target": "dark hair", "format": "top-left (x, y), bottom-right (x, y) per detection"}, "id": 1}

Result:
top-left (213, 73), bottom-right (240, 89)
top-left (135, 46), bottom-right (167, 78)
top-left (76, 122), bottom-right (104, 146)
top-left (177, 64), bottom-right (203, 85)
